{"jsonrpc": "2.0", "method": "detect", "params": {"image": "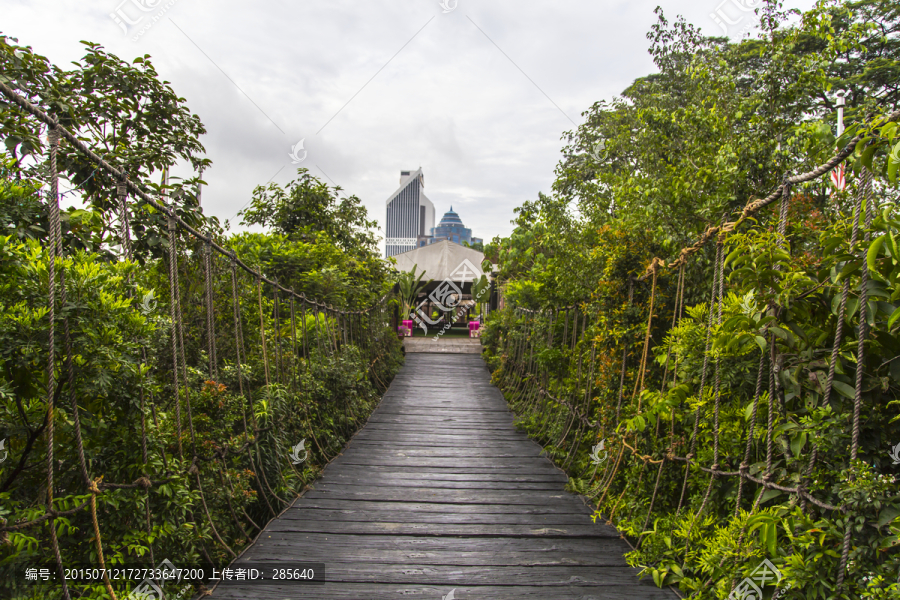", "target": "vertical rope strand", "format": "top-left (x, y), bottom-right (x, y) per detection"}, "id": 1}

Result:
top-left (204, 241), bottom-right (218, 381)
top-left (44, 126), bottom-right (71, 600)
top-left (166, 216), bottom-right (184, 459)
top-left (258, 278), bottom-right (271, 388)
top-left (837, 167), bottom-right (875, 590)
